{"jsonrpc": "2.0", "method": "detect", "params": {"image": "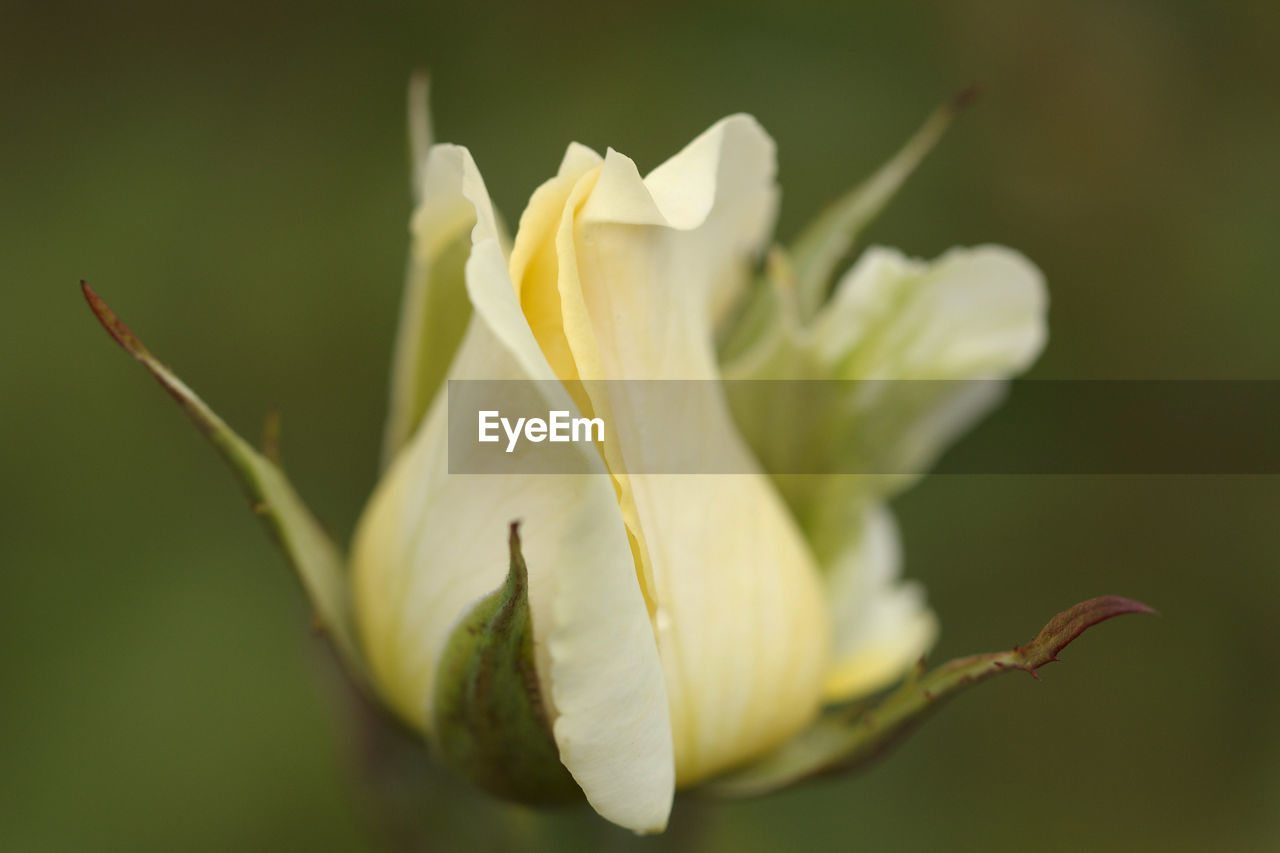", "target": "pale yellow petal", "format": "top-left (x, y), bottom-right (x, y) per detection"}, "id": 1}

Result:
top-left (527, 116), bottom-right (829, 785)
top-left (808, 245), bottom-right (1045, 699)
top-left (352, 146), bottom-right (674, 833)
top-left (382, 144), bottom-right (497, 466)
top-left (816, 499), bottom-right (937, 701)
top-left (724, 244), bottom-right (1045, 704)
top-left (508, 144), bottom-right (603, 385)
top-left (814, 244), bottom-right (1047, 381)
